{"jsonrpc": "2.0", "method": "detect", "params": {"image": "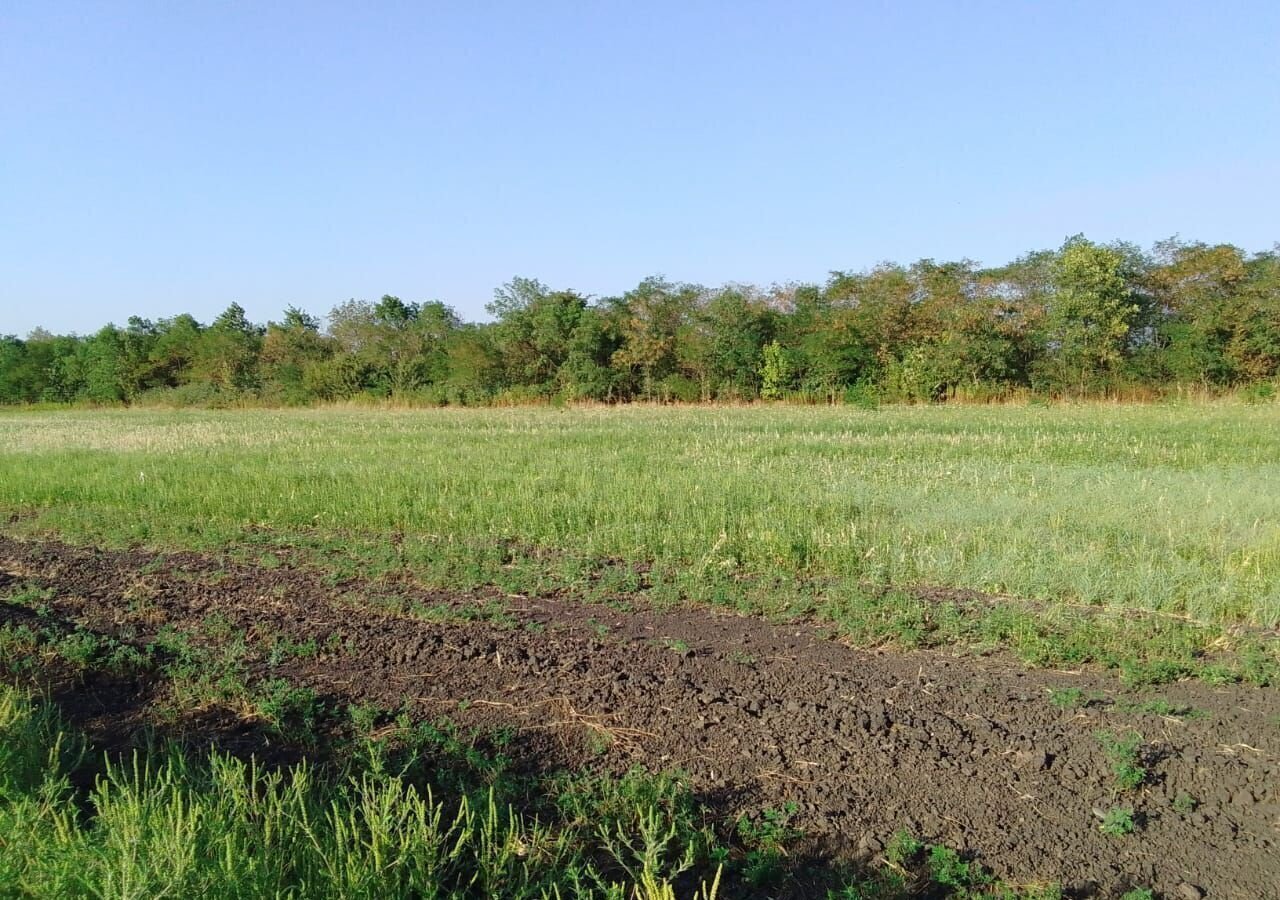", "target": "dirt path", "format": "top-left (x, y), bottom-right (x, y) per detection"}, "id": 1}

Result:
top-left (2, 536), bottom-right (1276, 898)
